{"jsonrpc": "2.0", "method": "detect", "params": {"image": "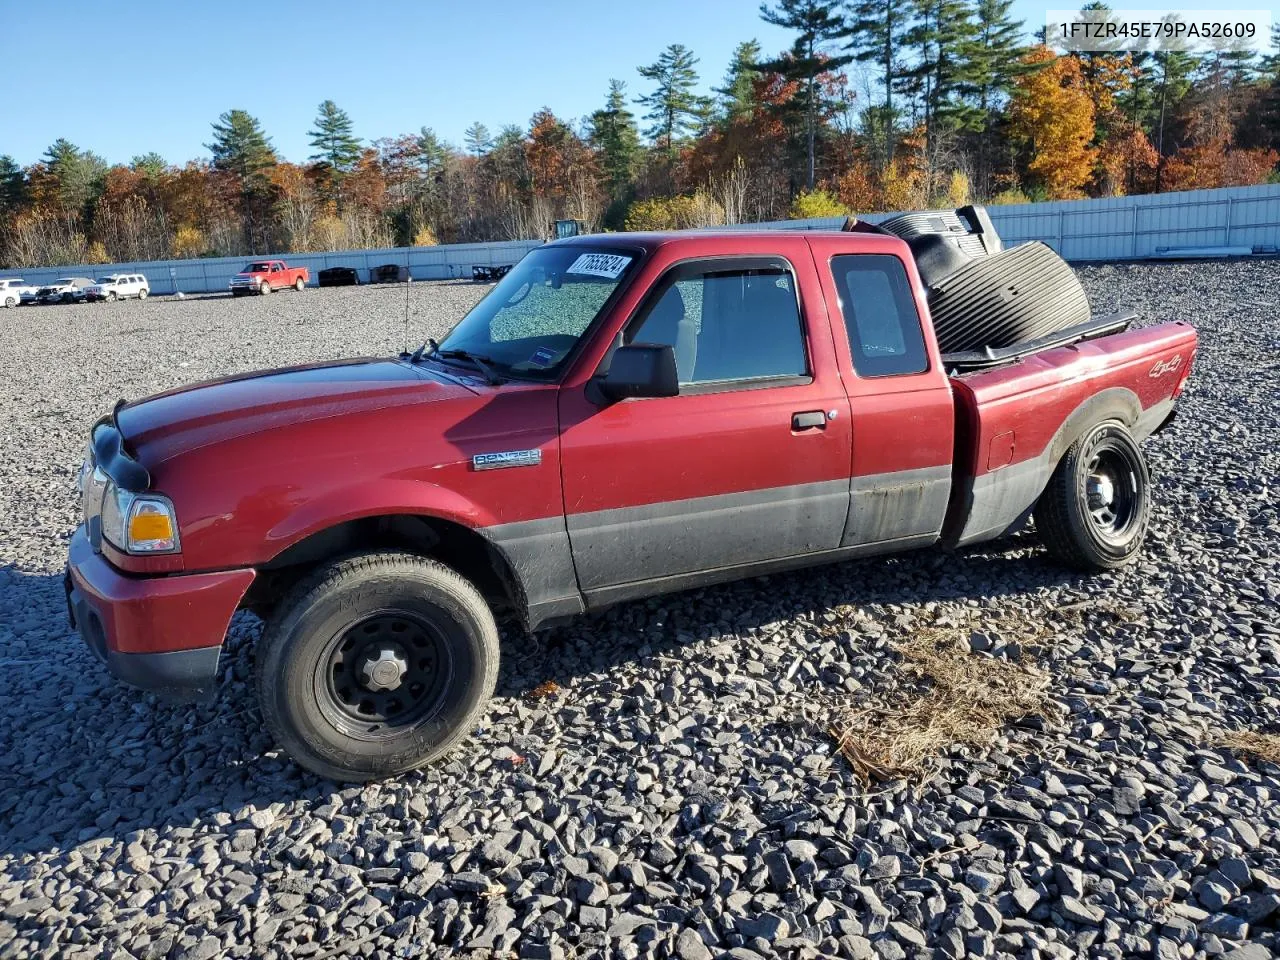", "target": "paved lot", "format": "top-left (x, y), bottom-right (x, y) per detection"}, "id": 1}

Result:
top-left (1, 265), bottom-right (1278, 959)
